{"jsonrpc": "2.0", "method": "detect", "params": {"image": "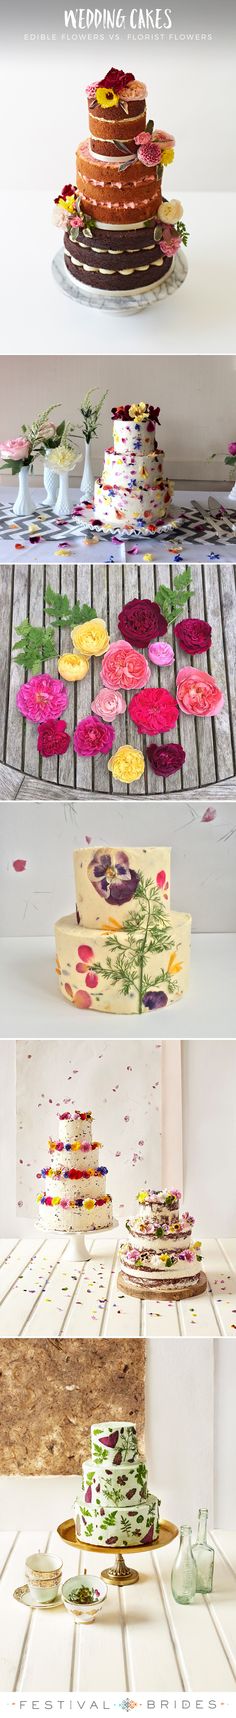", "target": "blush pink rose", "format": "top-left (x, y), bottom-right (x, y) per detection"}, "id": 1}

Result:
top-left (160, 229), bottom-right (182, 257)
top-left (0, 436), bottom-right (30, 461)
top-left (91, 688), bottom-right (126, 721)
